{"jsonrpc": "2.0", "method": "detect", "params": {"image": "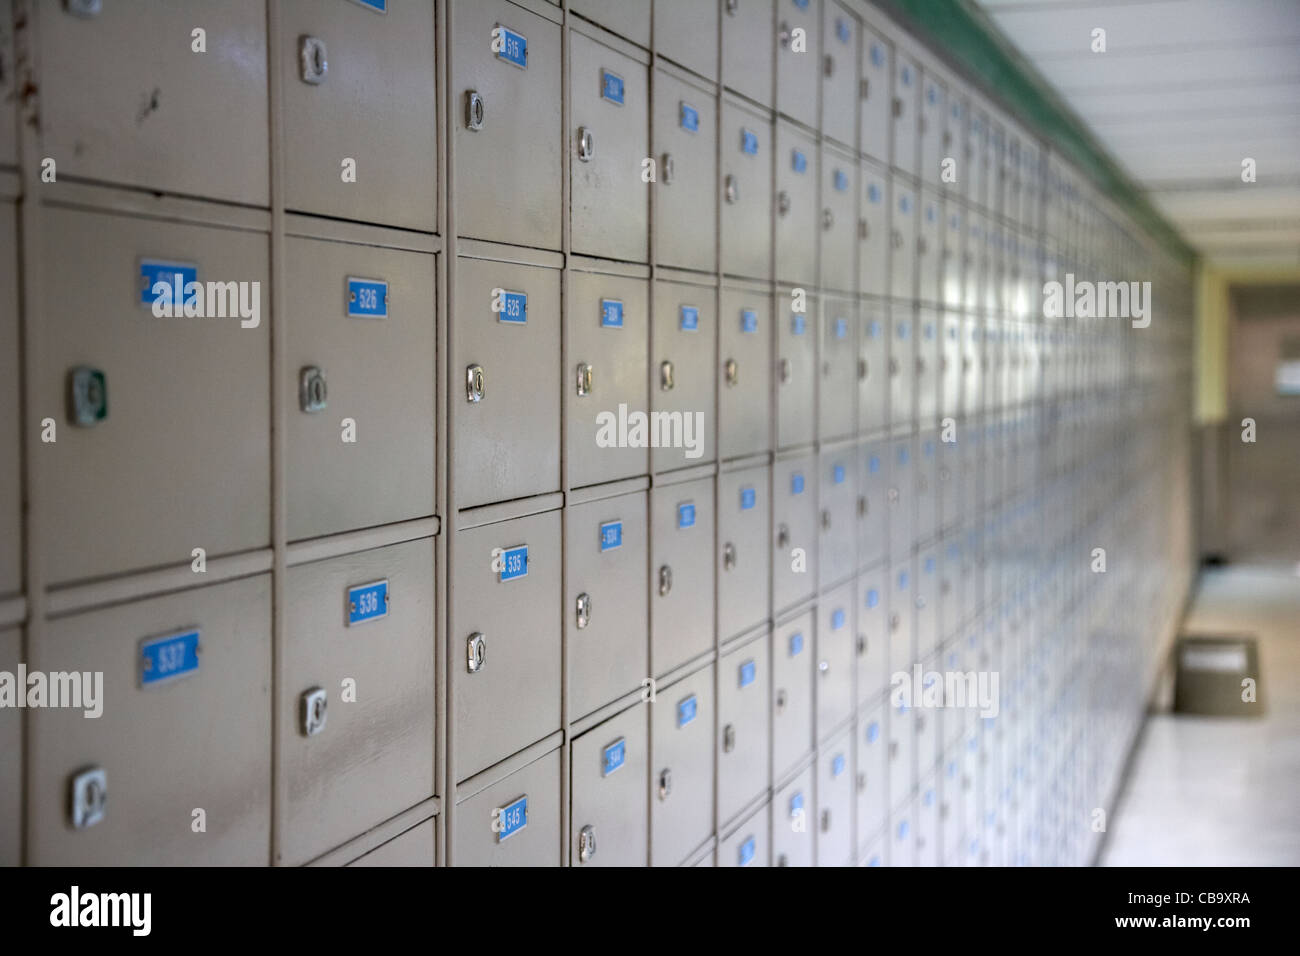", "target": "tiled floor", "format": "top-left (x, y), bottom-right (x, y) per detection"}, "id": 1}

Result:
top-left (1100, 564), bottom-right (1300, 866)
